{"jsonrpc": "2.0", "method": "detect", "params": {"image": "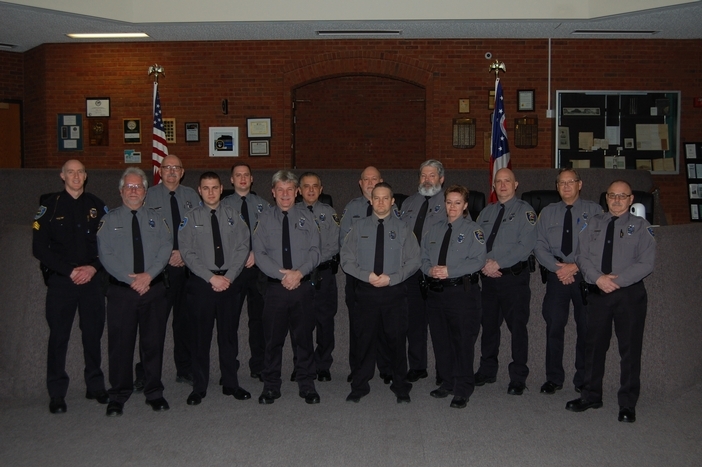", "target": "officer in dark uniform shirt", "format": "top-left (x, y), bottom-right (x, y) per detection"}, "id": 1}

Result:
top-left (566, 180), bottom-right (655, 423)
top-left (97, 167), bottom-right (172, 417)
top-left (341, 182), bottom-right (420, 404)
top-left (178, 172), bottom-right (251, 406)
top-left (421, 185), bottom-right (486, 409)
top-left (32, 159), bottom-right (108, 414)
top-left (253, 170), bottom-right (321, 405)
top-left (475, 168), bottom-right (537, 396)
